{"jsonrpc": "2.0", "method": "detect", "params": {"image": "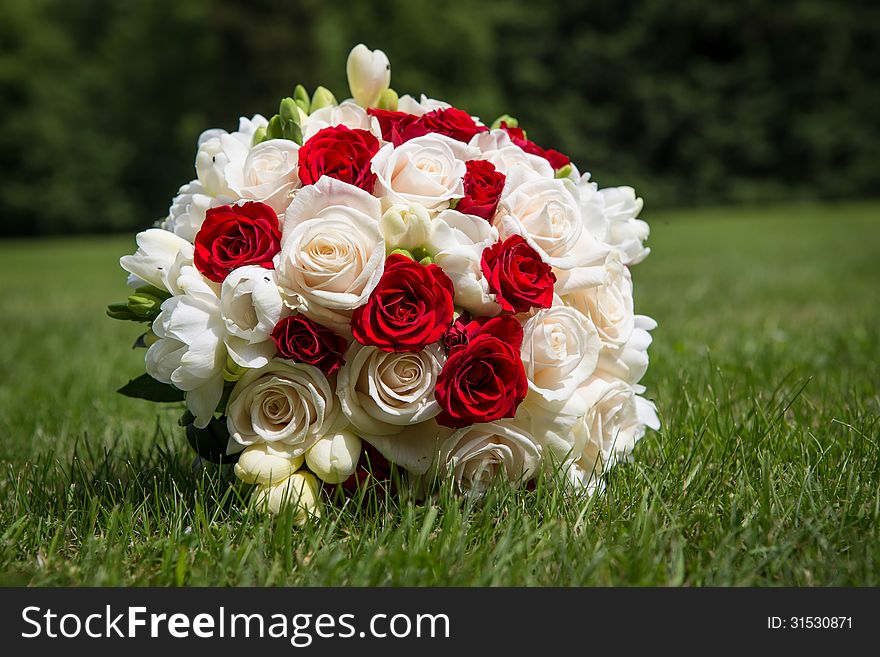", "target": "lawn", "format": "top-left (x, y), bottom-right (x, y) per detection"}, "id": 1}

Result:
top-left (0, 200), bottom-right (878, 586)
